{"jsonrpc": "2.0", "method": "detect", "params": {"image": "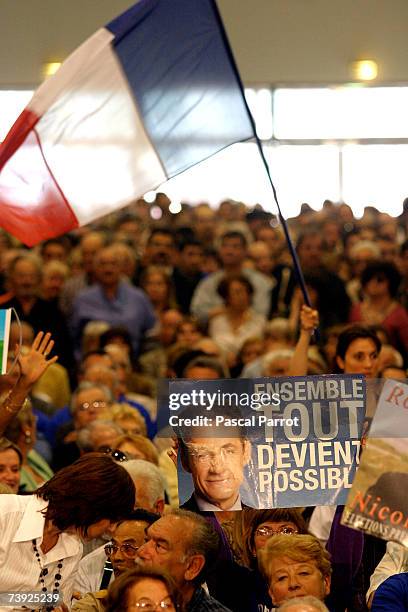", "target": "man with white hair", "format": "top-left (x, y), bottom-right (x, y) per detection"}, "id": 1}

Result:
top-left (70, 244), bottom-right (156, 356)
top-left (74, 459), bottom-right (165, 596)
top-left (279, 595), bottom-right (329, 611)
